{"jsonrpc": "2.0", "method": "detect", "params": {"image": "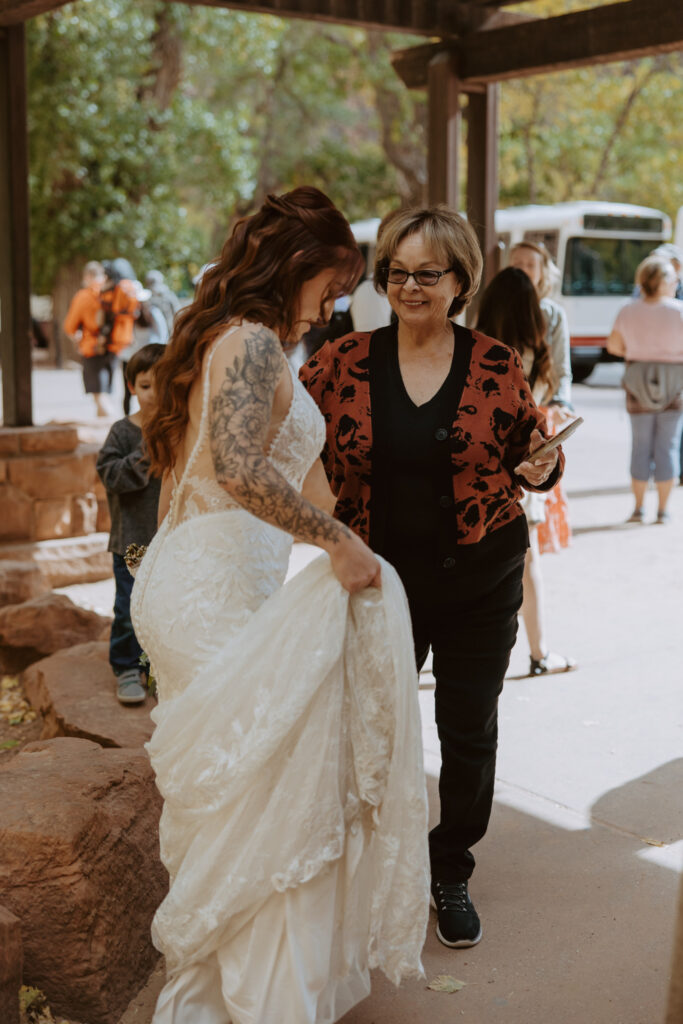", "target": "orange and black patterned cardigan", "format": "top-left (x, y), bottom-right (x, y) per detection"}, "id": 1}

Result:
top-left (299, 323), bottom-right (564, 550)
